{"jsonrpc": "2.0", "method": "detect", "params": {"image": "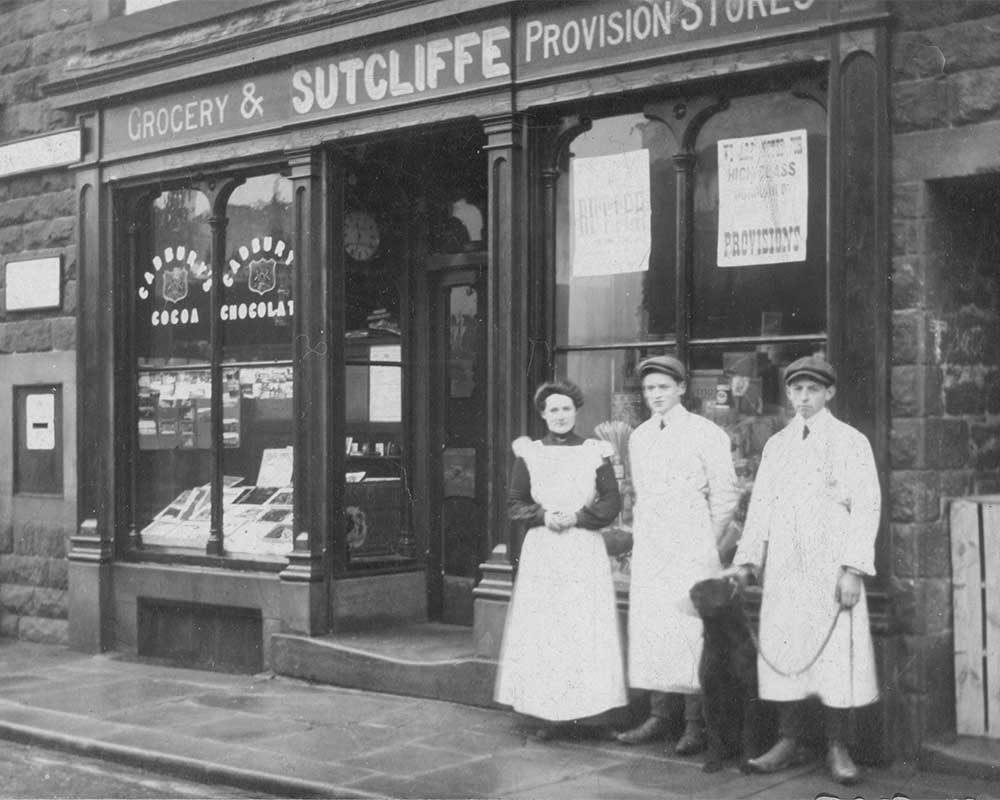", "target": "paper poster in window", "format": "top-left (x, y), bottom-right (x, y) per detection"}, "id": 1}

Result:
top-left (369, 345), bottom-right (402, 423)
top-left (571, 149), bottom-right (651, 277)
top-left (256, 447), bottom-right (293, 487)
top-left (717, 129), bottom-right (808, 267)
